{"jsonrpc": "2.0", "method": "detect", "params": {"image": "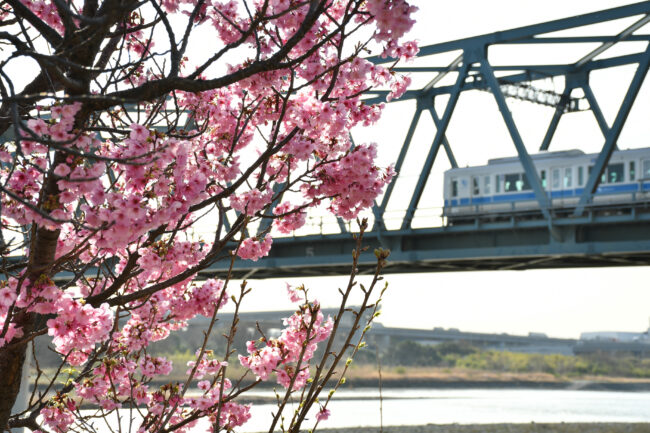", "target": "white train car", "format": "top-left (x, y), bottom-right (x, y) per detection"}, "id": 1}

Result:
top-left (443, 147), bottom-right (650, 223)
